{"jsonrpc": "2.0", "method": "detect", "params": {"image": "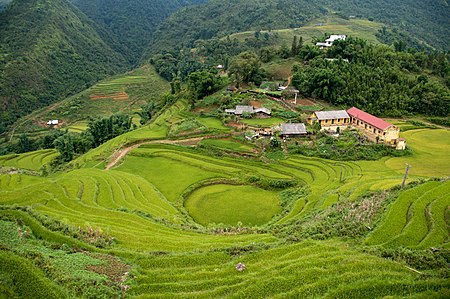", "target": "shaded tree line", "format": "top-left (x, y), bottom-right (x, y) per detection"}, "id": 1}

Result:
top-left (0, 114), bottom-right (133, 163)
